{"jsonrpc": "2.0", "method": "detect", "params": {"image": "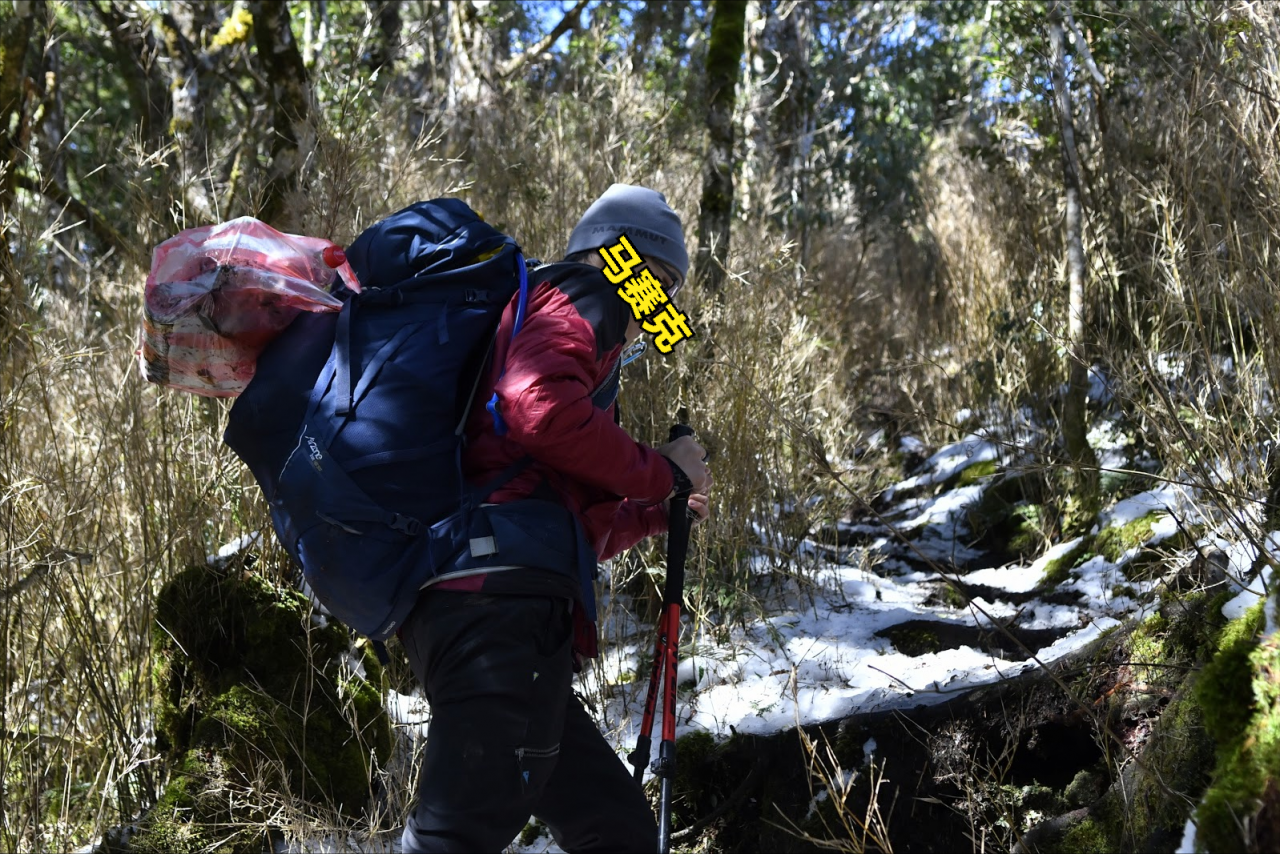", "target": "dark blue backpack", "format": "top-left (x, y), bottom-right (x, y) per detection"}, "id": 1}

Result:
top-left (224, 199), bottom-right (596, 641)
